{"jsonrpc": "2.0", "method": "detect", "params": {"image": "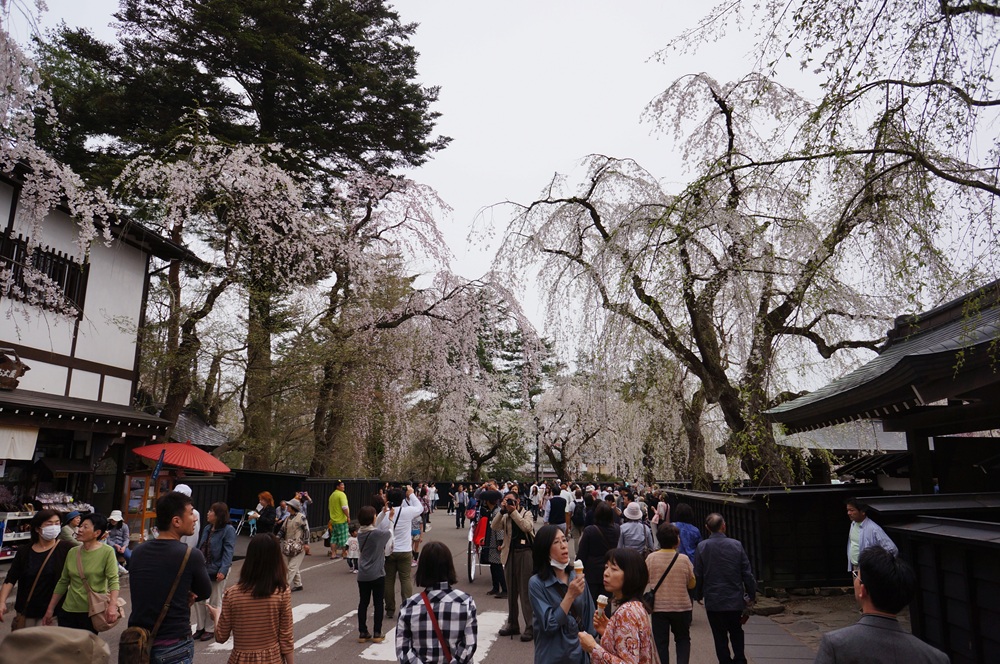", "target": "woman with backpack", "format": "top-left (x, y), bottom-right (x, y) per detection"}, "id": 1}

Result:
top-left (618, 503), bottom-right (655, 558)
